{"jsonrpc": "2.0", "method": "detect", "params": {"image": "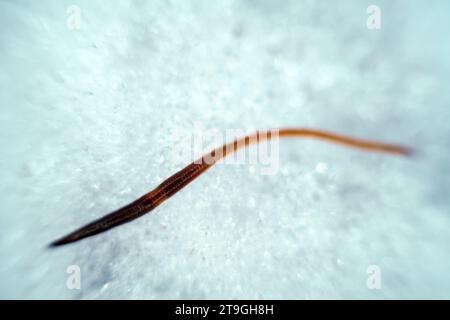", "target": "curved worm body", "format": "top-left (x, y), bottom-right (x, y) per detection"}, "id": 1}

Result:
top-left (50, 128), bottom-right (411, 247)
